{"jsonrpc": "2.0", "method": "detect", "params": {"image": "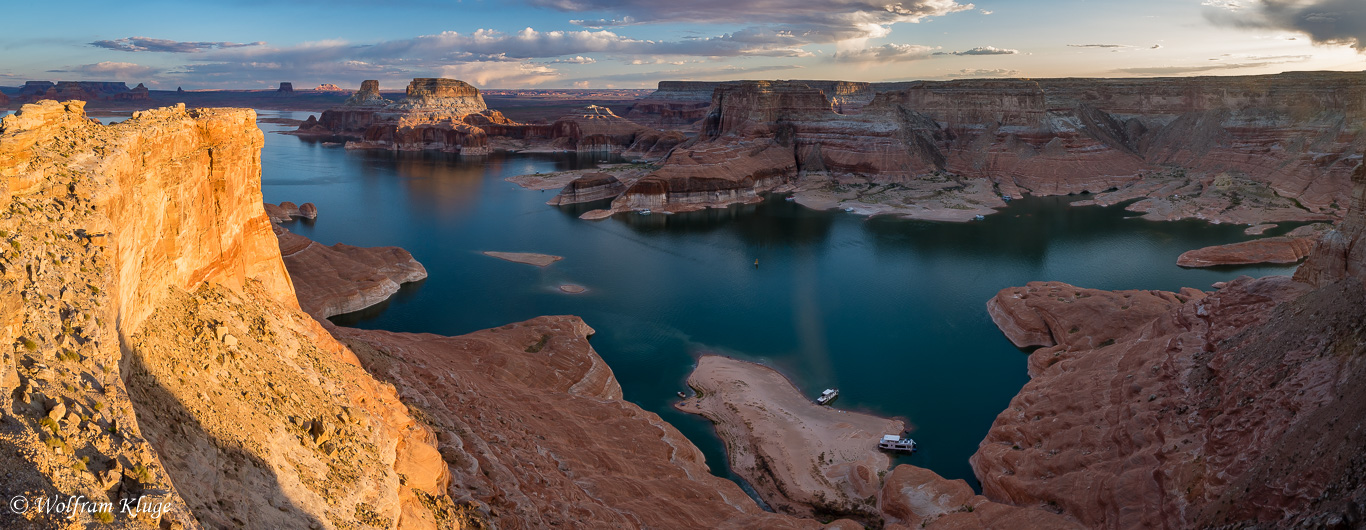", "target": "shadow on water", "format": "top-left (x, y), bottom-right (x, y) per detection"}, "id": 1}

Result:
top-left (330, 279), bottom-right (427, 327)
